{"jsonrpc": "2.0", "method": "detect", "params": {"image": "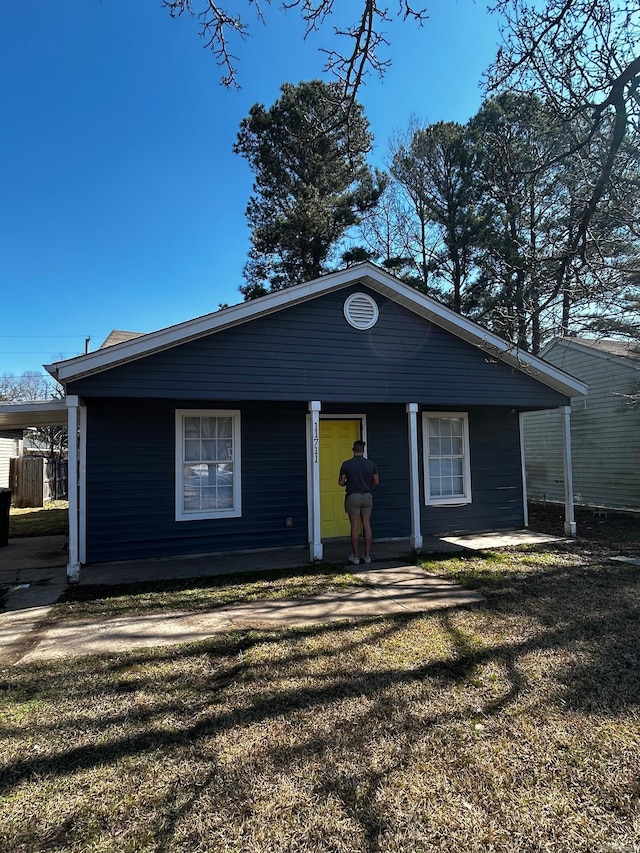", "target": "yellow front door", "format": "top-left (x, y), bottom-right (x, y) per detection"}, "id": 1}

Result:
top-left (320, 419), bottom-right (361, 538)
